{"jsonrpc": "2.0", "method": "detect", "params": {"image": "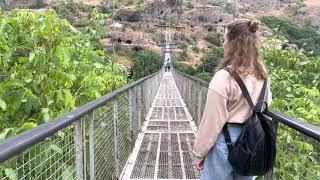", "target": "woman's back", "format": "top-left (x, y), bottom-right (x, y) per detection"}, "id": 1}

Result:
top-left (208, 69), bottom-right (272, 124)
top-left (192, 19), bottom-right (273, 180)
